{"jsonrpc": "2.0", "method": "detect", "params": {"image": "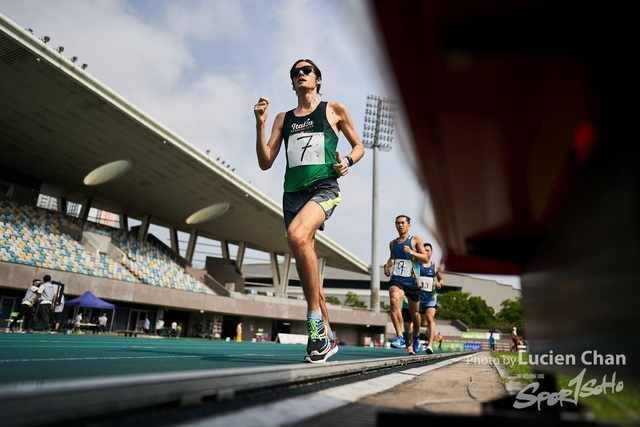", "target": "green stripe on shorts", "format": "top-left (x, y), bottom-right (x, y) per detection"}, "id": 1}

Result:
top-left (318, 192), bottom-right (342, 212)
